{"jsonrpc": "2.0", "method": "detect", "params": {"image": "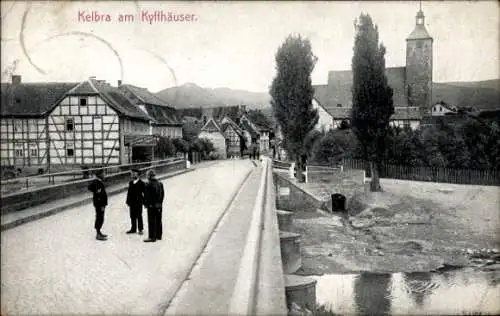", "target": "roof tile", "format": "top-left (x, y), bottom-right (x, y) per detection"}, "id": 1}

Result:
top-left (1, 82), bottom-right (79, 117)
